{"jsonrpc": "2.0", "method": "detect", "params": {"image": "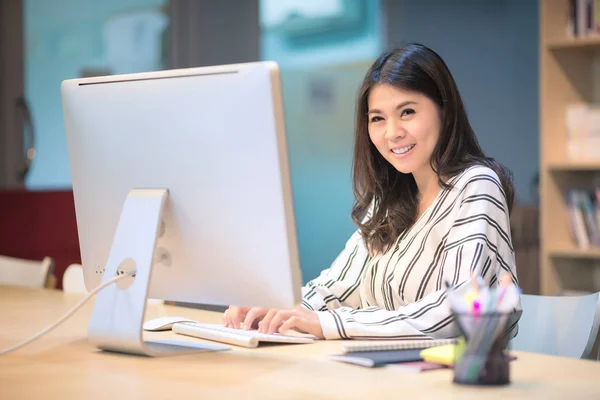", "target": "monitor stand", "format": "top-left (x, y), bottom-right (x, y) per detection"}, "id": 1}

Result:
top-left (87, 188), bottom-right (230, 356)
